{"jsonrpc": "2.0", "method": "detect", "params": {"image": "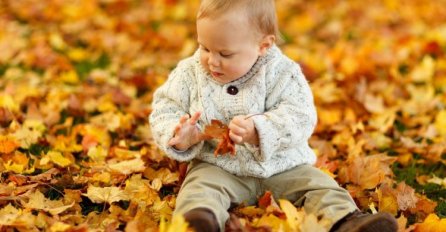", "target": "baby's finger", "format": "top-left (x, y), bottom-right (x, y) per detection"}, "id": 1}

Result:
top-left (174, 124), bottom-right (182, 134)
top-left (168, 137), bottom-right (178, 146)
top-left (189, 112), bottom-right (201, 125)
top-left (179, 114), bottom-right (189, 124)
top-left (229, 130), bottom-right (243, 144)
